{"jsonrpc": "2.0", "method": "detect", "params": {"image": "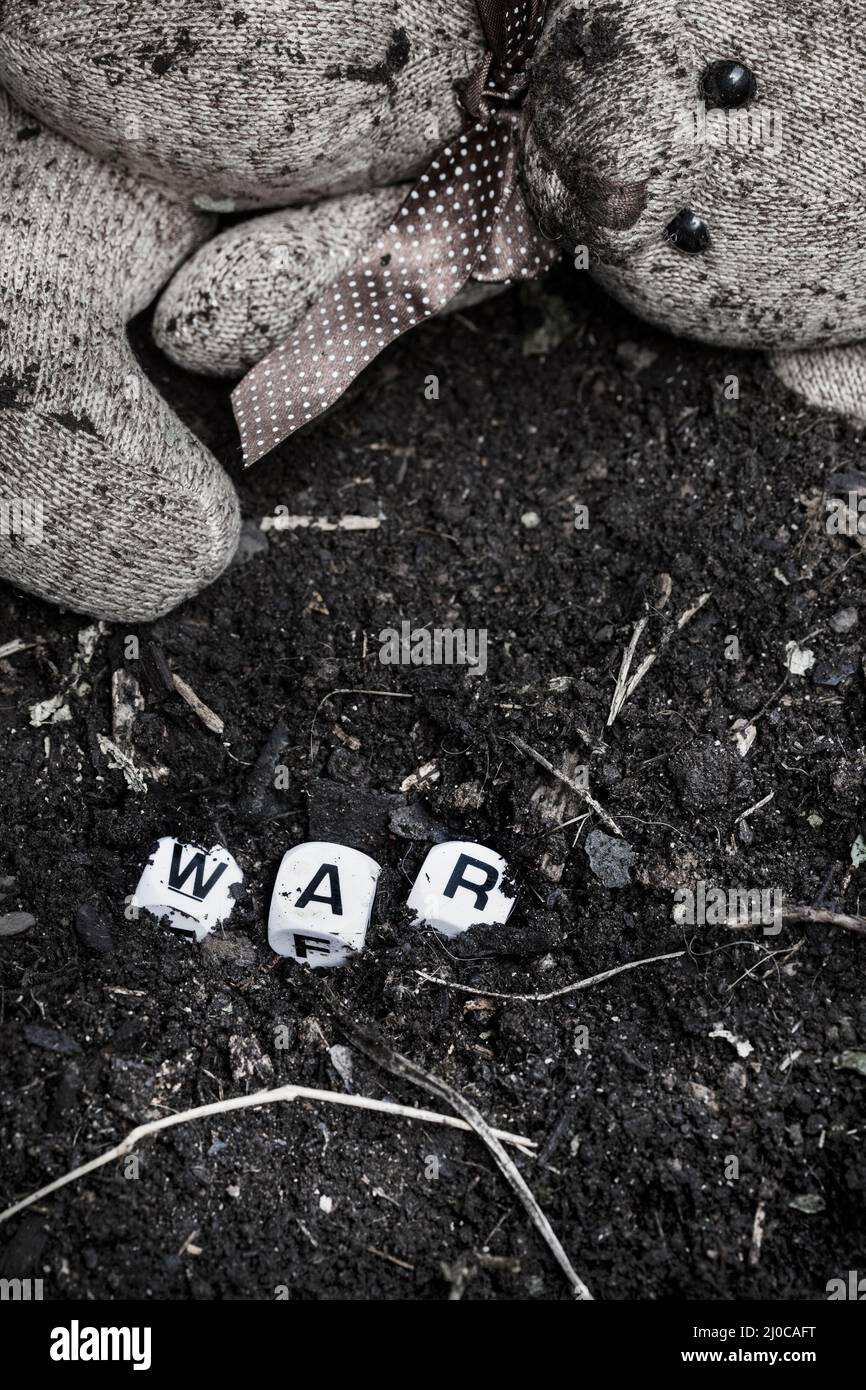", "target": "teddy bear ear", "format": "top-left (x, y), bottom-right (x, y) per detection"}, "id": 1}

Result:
top-left (522, 0), bottom-right (709, 264)
top-left (769, 347), bottom-right (866, 428)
